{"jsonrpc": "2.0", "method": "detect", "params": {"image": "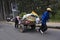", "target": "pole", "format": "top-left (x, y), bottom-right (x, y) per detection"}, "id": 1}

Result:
top-left (2, 0), bottom-right (6, 20)
top-left (13, 11), bottom-right (15, 18)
